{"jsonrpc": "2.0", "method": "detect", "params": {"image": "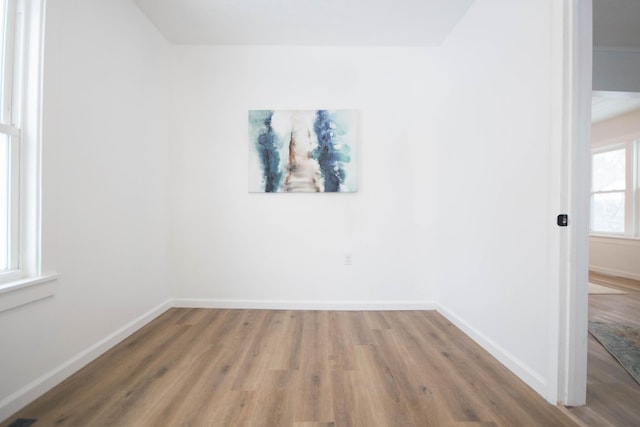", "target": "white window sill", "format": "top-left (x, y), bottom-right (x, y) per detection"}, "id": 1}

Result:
top-left (0, 273), bottom-right (59, 313)
top-left (590, 234), bottom-right (640, 241)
